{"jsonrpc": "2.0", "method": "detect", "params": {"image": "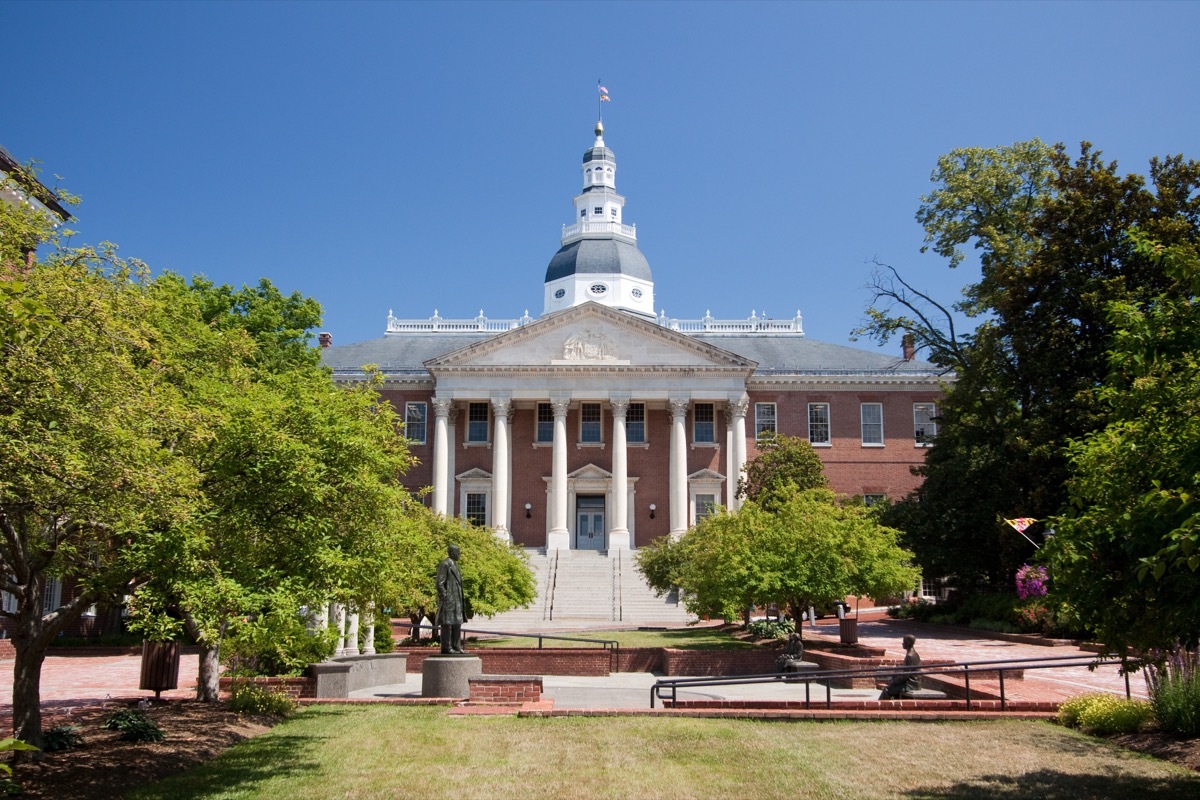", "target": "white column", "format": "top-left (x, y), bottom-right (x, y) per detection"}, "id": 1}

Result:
top-left (548, 398), bottom-right (571, 551)
top-left (345, 608), bottom-right (361, 657)
top-left (332, 602), bottom-right (347, 656)
top-left (490, 396), bottom-right (511, 542)
top-left (505, 409), bottom-right (513, 533)
top-left (431, 397), bottom-right (452, 516)
top-left (362, 602), bottom-right (377, 655)
top-left (726, 410), bottom-right (737, 509)
top-left (669, 398), bottom-right (690, 537)
top-left (446, 405), bottom-right (458, 517)
top-left (731, 395), bottom-right (749, 511)
top-left (608, 397), bottom-right (631, 552)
